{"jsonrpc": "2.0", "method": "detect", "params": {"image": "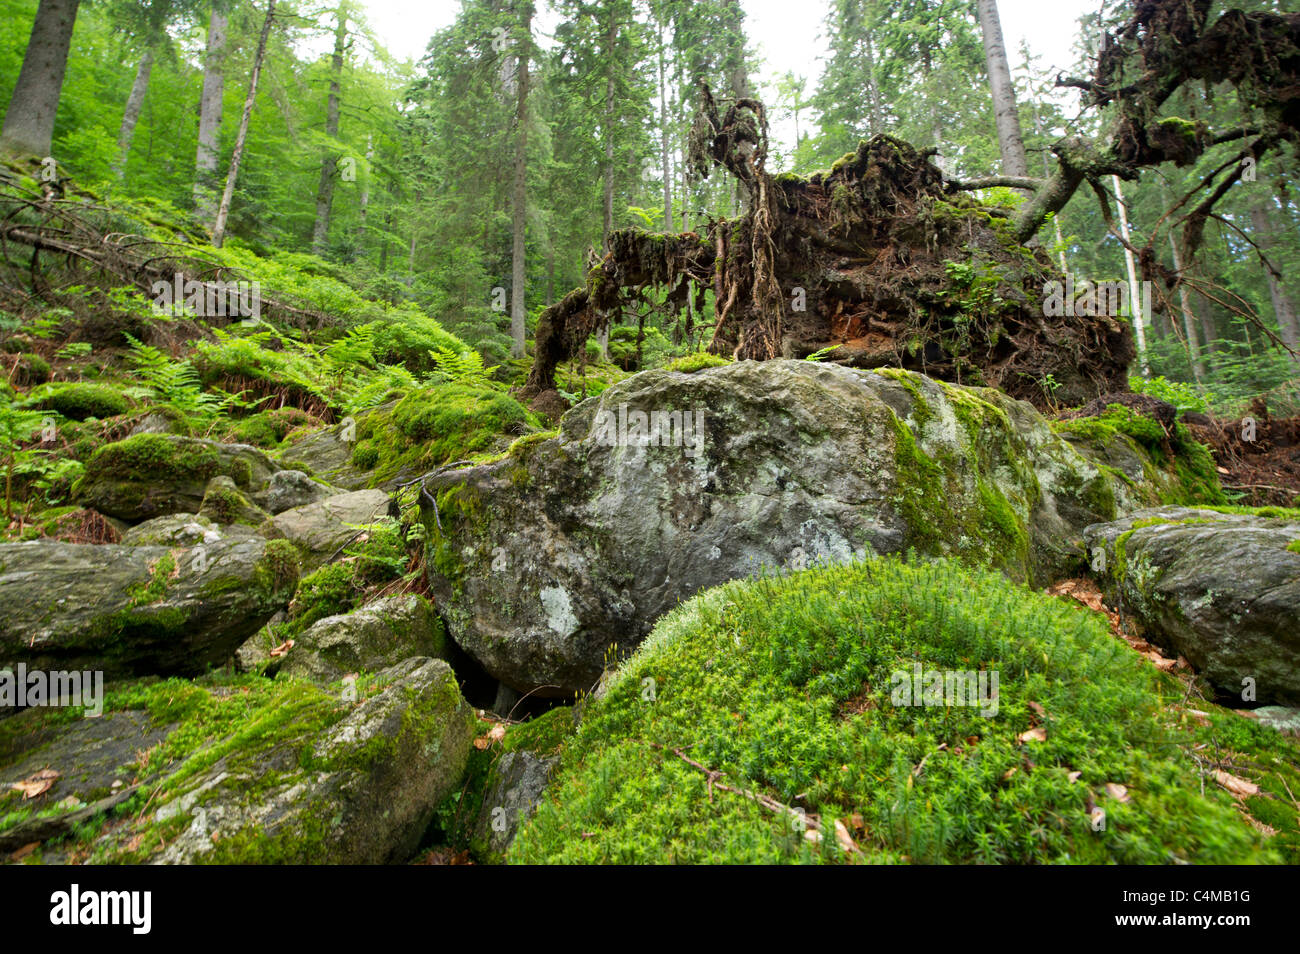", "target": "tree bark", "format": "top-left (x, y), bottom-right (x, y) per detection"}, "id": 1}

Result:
top-left (194, 4), bottom-right (228, 222)
top-left (509, 4), bottom-right (532, 360)
top-left (212, 0), bottom-right (276, 249)
top-left (1250, 199), bottom-right (1300, 359)
top-left (1166, 229), bottom-right (1206, 381)
top-left (311, 6), bottom-right (348, 256)
top-left (657, 13), bottom-right (672, 232)
top-left (976, 0), bottom-right (1029, 188)
top-left (111, 47), bottom-right (154, 179)
top-left (1112, 174), bottom-right (1149, 377)
top-left (0, 0), bottom-right (81, 157)
top-left (355, 132), bottom-right (373, 249)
